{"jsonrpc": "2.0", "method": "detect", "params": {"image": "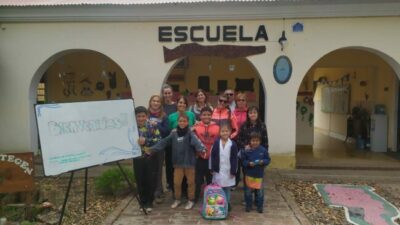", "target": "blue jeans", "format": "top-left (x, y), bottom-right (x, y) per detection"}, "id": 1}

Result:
top-left (222, 187), bottom-right (231, 204)
top-left (244, 185), bottom-right (264, 210)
